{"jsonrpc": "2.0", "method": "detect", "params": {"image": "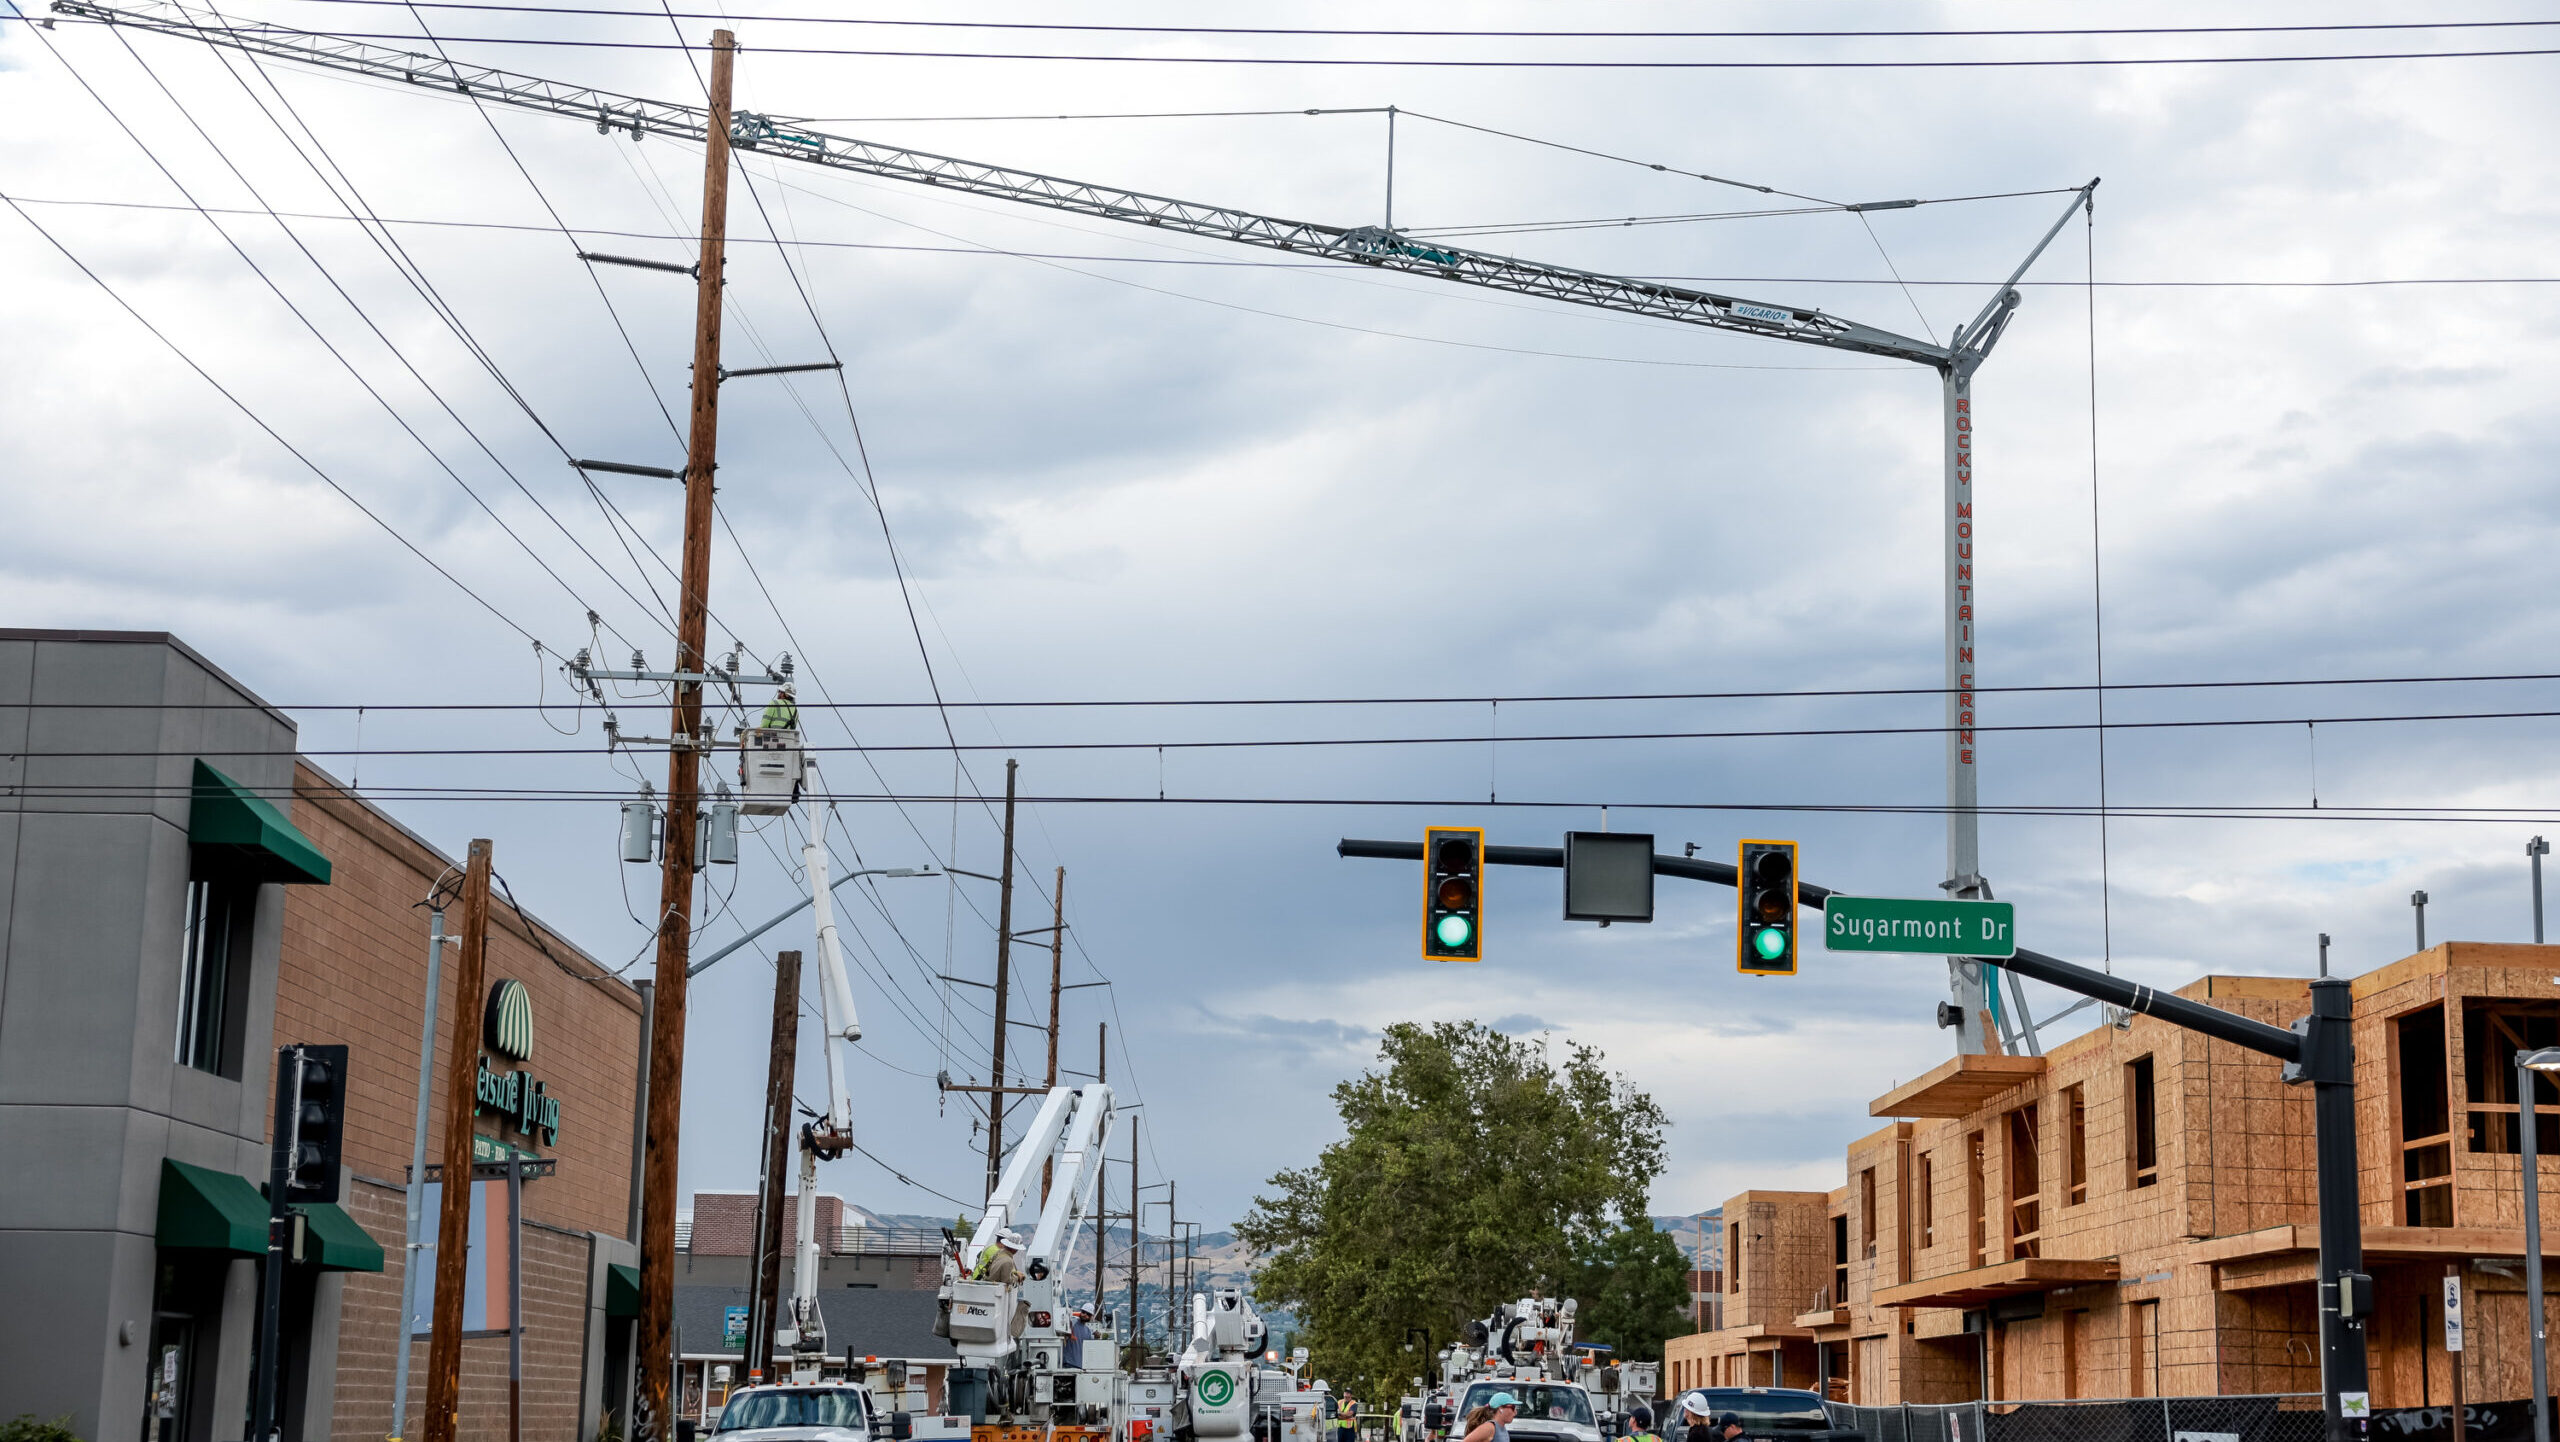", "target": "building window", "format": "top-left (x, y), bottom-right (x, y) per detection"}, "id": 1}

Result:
top-left (1860, 1166), bottom-right (1878, 1259)
top-left (1728, 1223), bottom-right (1741, 1294)
top-left (176, 876), bottom-right (254, 1078)
top-left (2128, 1299), bottom-right (2161, 1397)
top-left (1917, 1153), bottom-right (1934, 1248)
top-left (1831, 1213), bottom-right (1848, 1307)
top-left (2065, 1084), bottom-right (2088, 1205)
top-left (2006, 1104), bottom-right (2041, 1259)
top-left (2399, 1005), bottom-right (2453, 1225)
top-left (2127, 1055), bottom-right (2159, 1189)
top-left (1966, 1131), bottom-right (1986, 1268)
top-left (2464, 1001), bottom-right (2560, 1155)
